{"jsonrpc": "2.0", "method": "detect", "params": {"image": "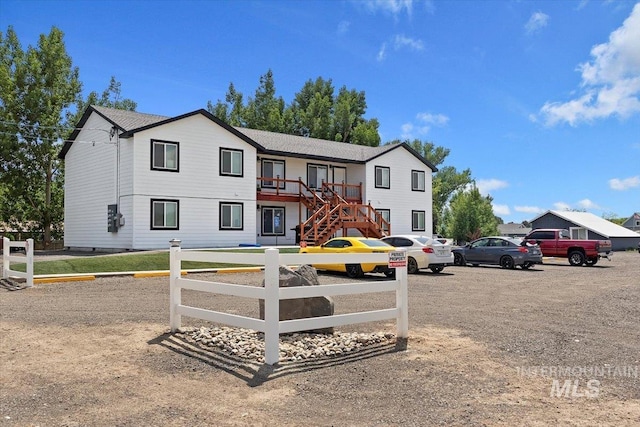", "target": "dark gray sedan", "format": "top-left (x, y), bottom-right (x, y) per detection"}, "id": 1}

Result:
top-left (452, 236), bottom-right (543, 269)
